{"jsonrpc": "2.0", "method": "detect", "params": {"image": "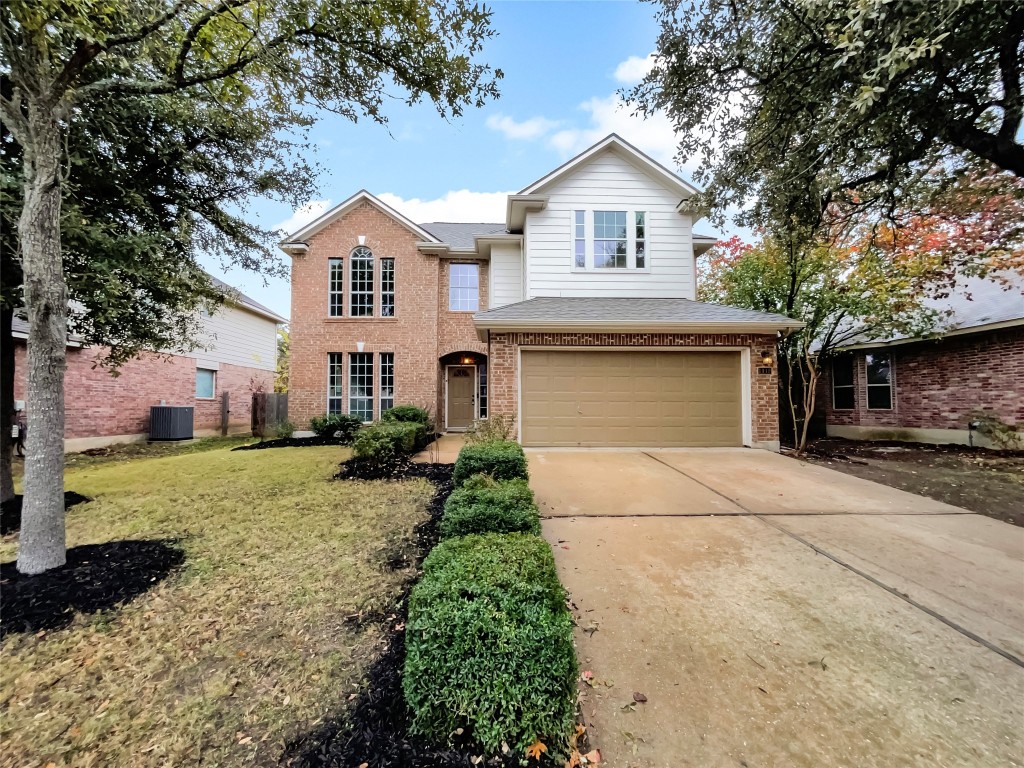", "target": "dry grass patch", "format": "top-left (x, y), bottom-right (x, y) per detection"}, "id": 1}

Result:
top-left (1, 445), bottom-right (433, 767)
